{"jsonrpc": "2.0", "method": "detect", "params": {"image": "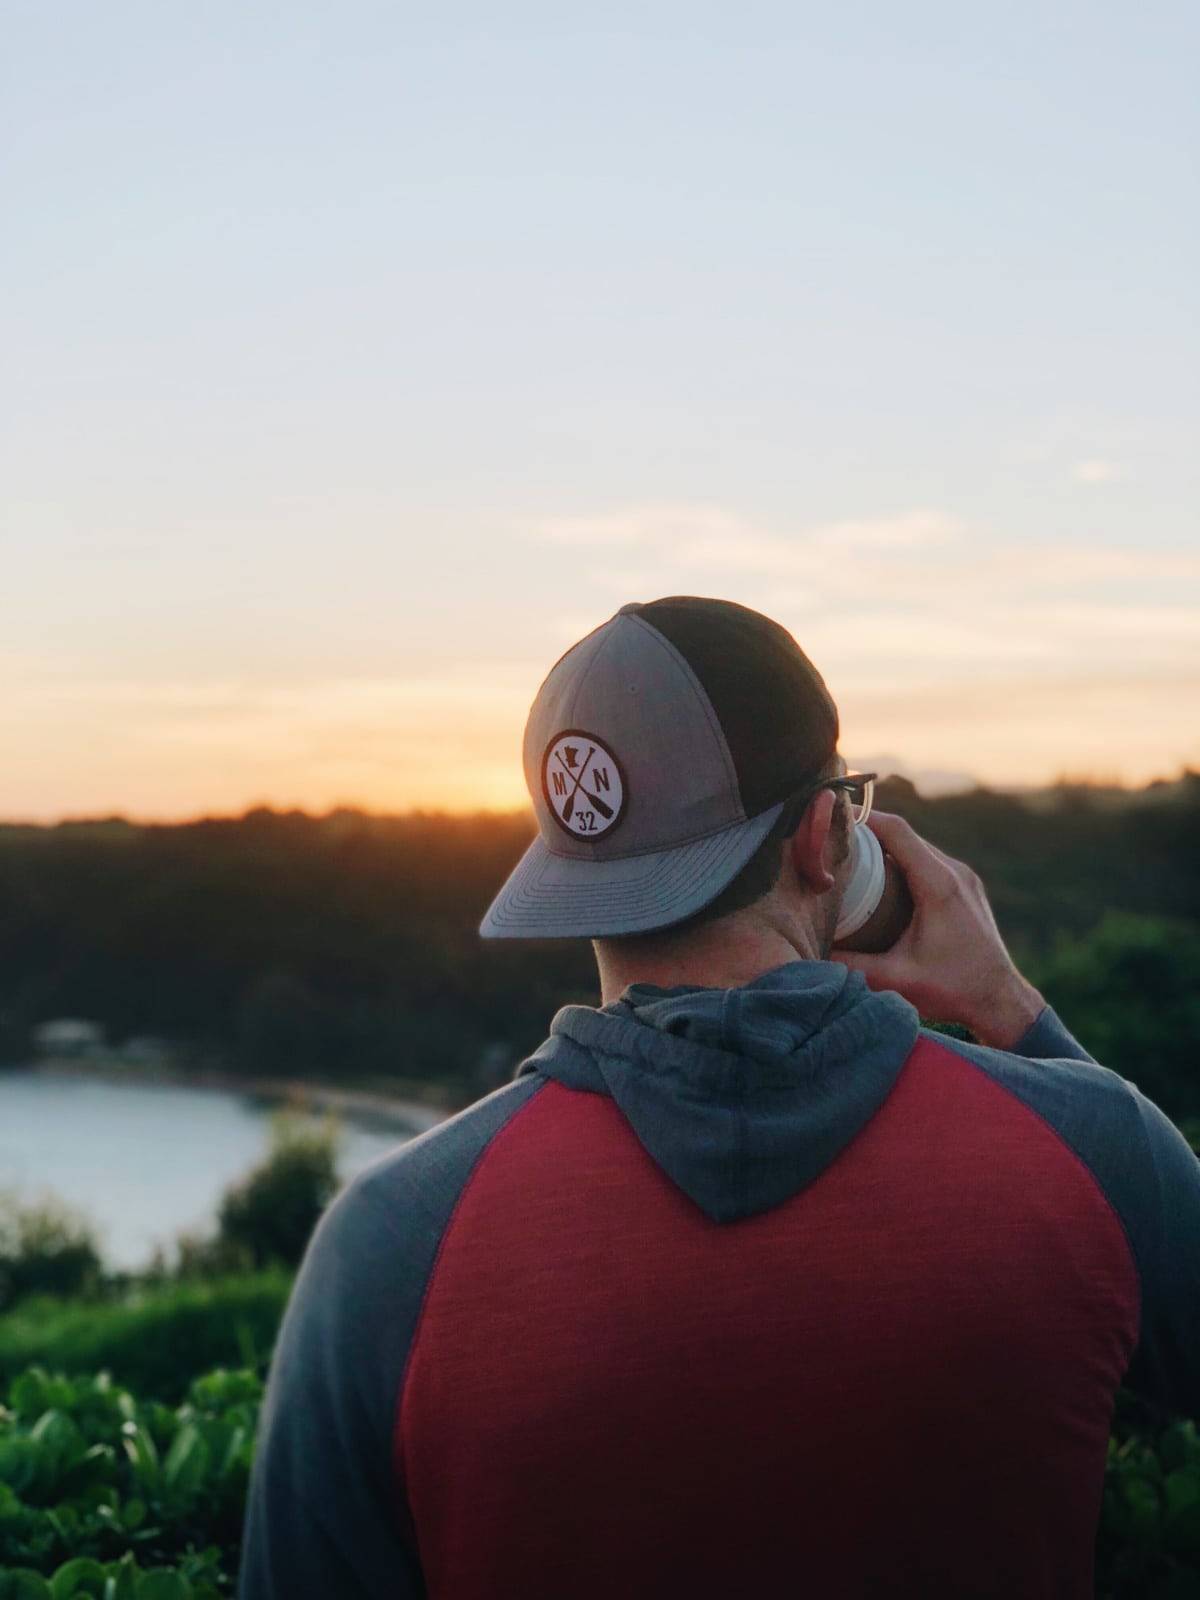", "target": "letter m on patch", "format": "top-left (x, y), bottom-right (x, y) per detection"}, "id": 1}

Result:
top-left (551, 771), bottom-right (567, 796)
